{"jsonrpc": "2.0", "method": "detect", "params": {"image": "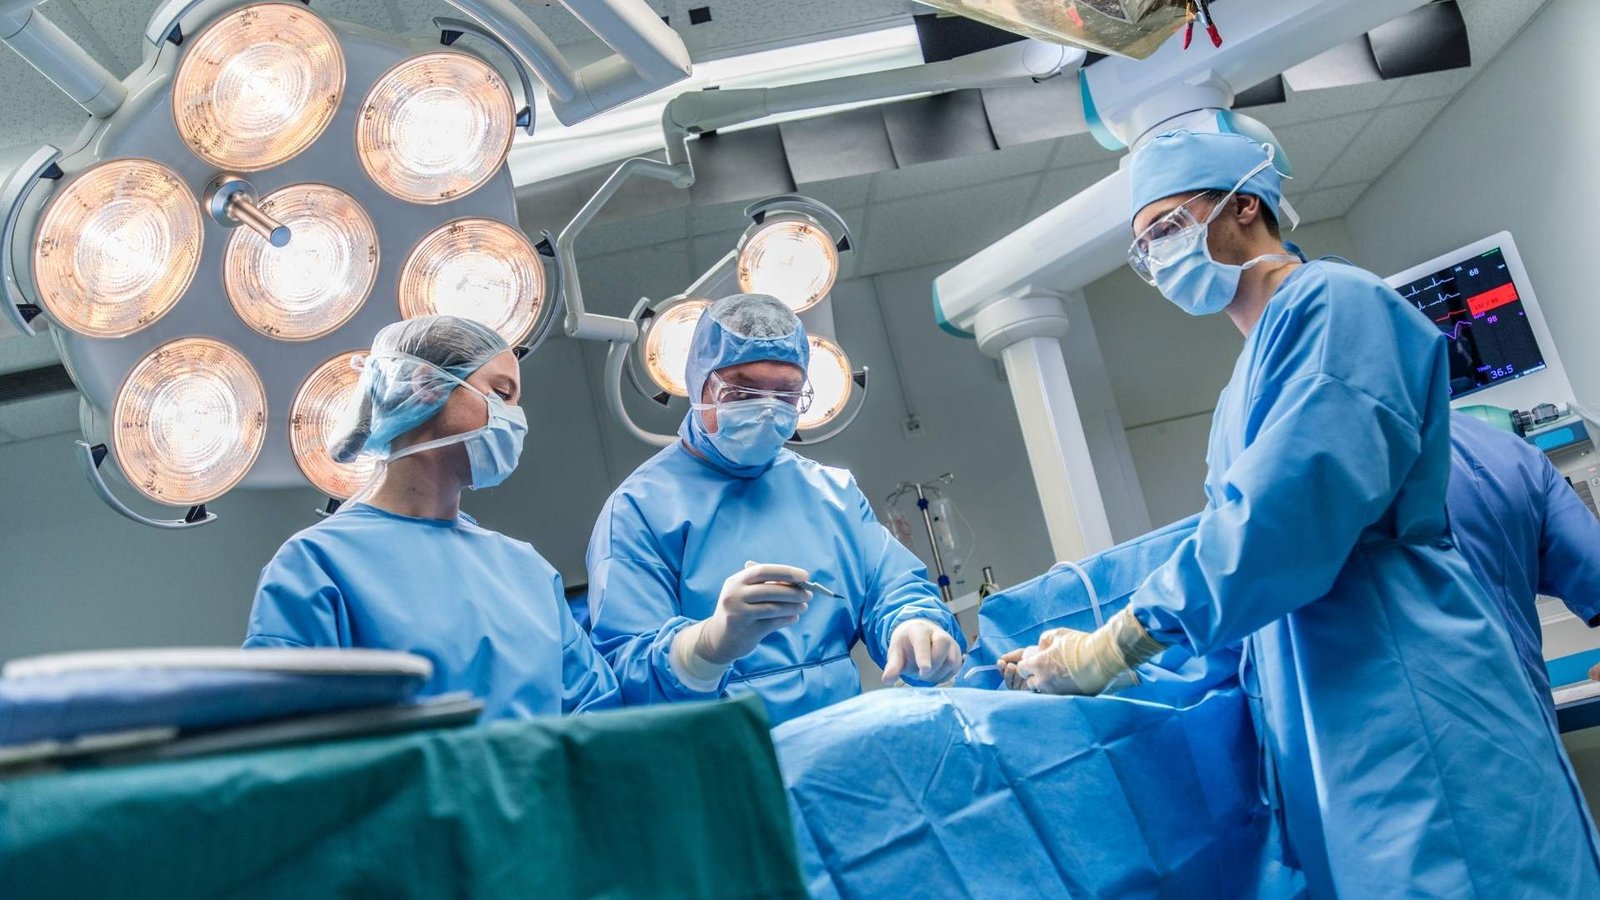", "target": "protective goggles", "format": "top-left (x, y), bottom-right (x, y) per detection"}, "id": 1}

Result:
top-left (699, 370), bottom-right (813, 414)
top-left (1127, 153), bottom-right (1276, 286)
